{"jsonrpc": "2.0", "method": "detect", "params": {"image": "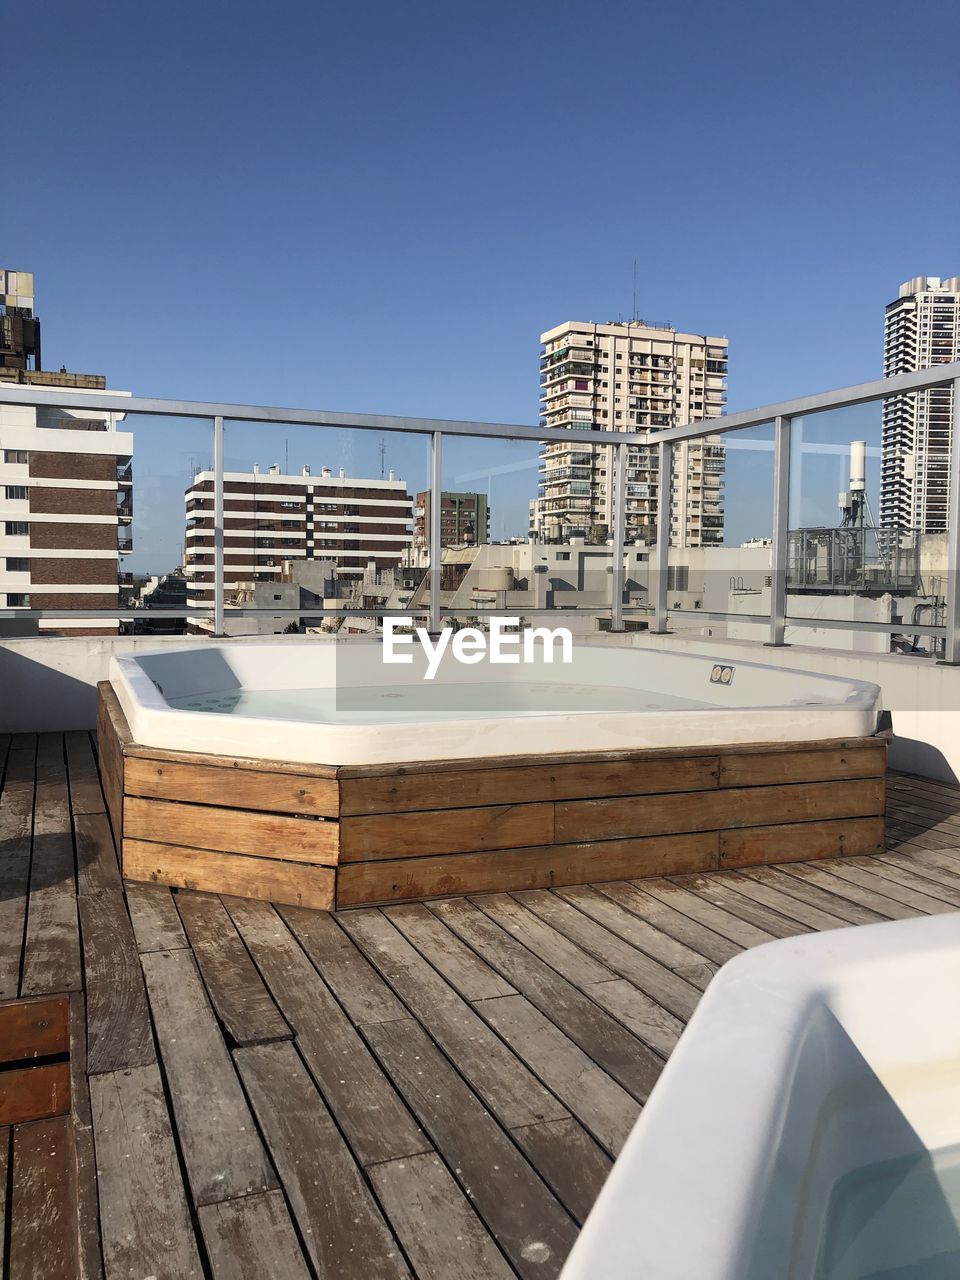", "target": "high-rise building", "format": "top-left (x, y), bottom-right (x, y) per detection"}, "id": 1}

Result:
top-left (414, 491), bottom-right (489, 547)
top-left (184, 464), bottom-right (412, 615)
top-left (880, 276), bottom-right (960, 532)
top-left (533, 320), bottom-right (727, 547)
top-left (0, 269), bottom-right (133, 636)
